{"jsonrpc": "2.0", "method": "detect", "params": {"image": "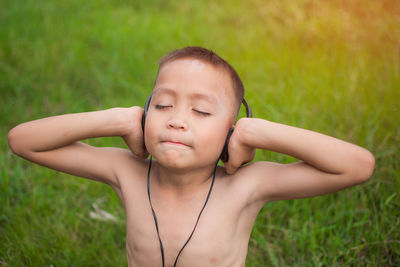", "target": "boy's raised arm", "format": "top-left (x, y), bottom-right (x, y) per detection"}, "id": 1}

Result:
top-left (7, 107), bottom-right (146, 187)
top-left (226, 118), bottom-right (375, 203)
